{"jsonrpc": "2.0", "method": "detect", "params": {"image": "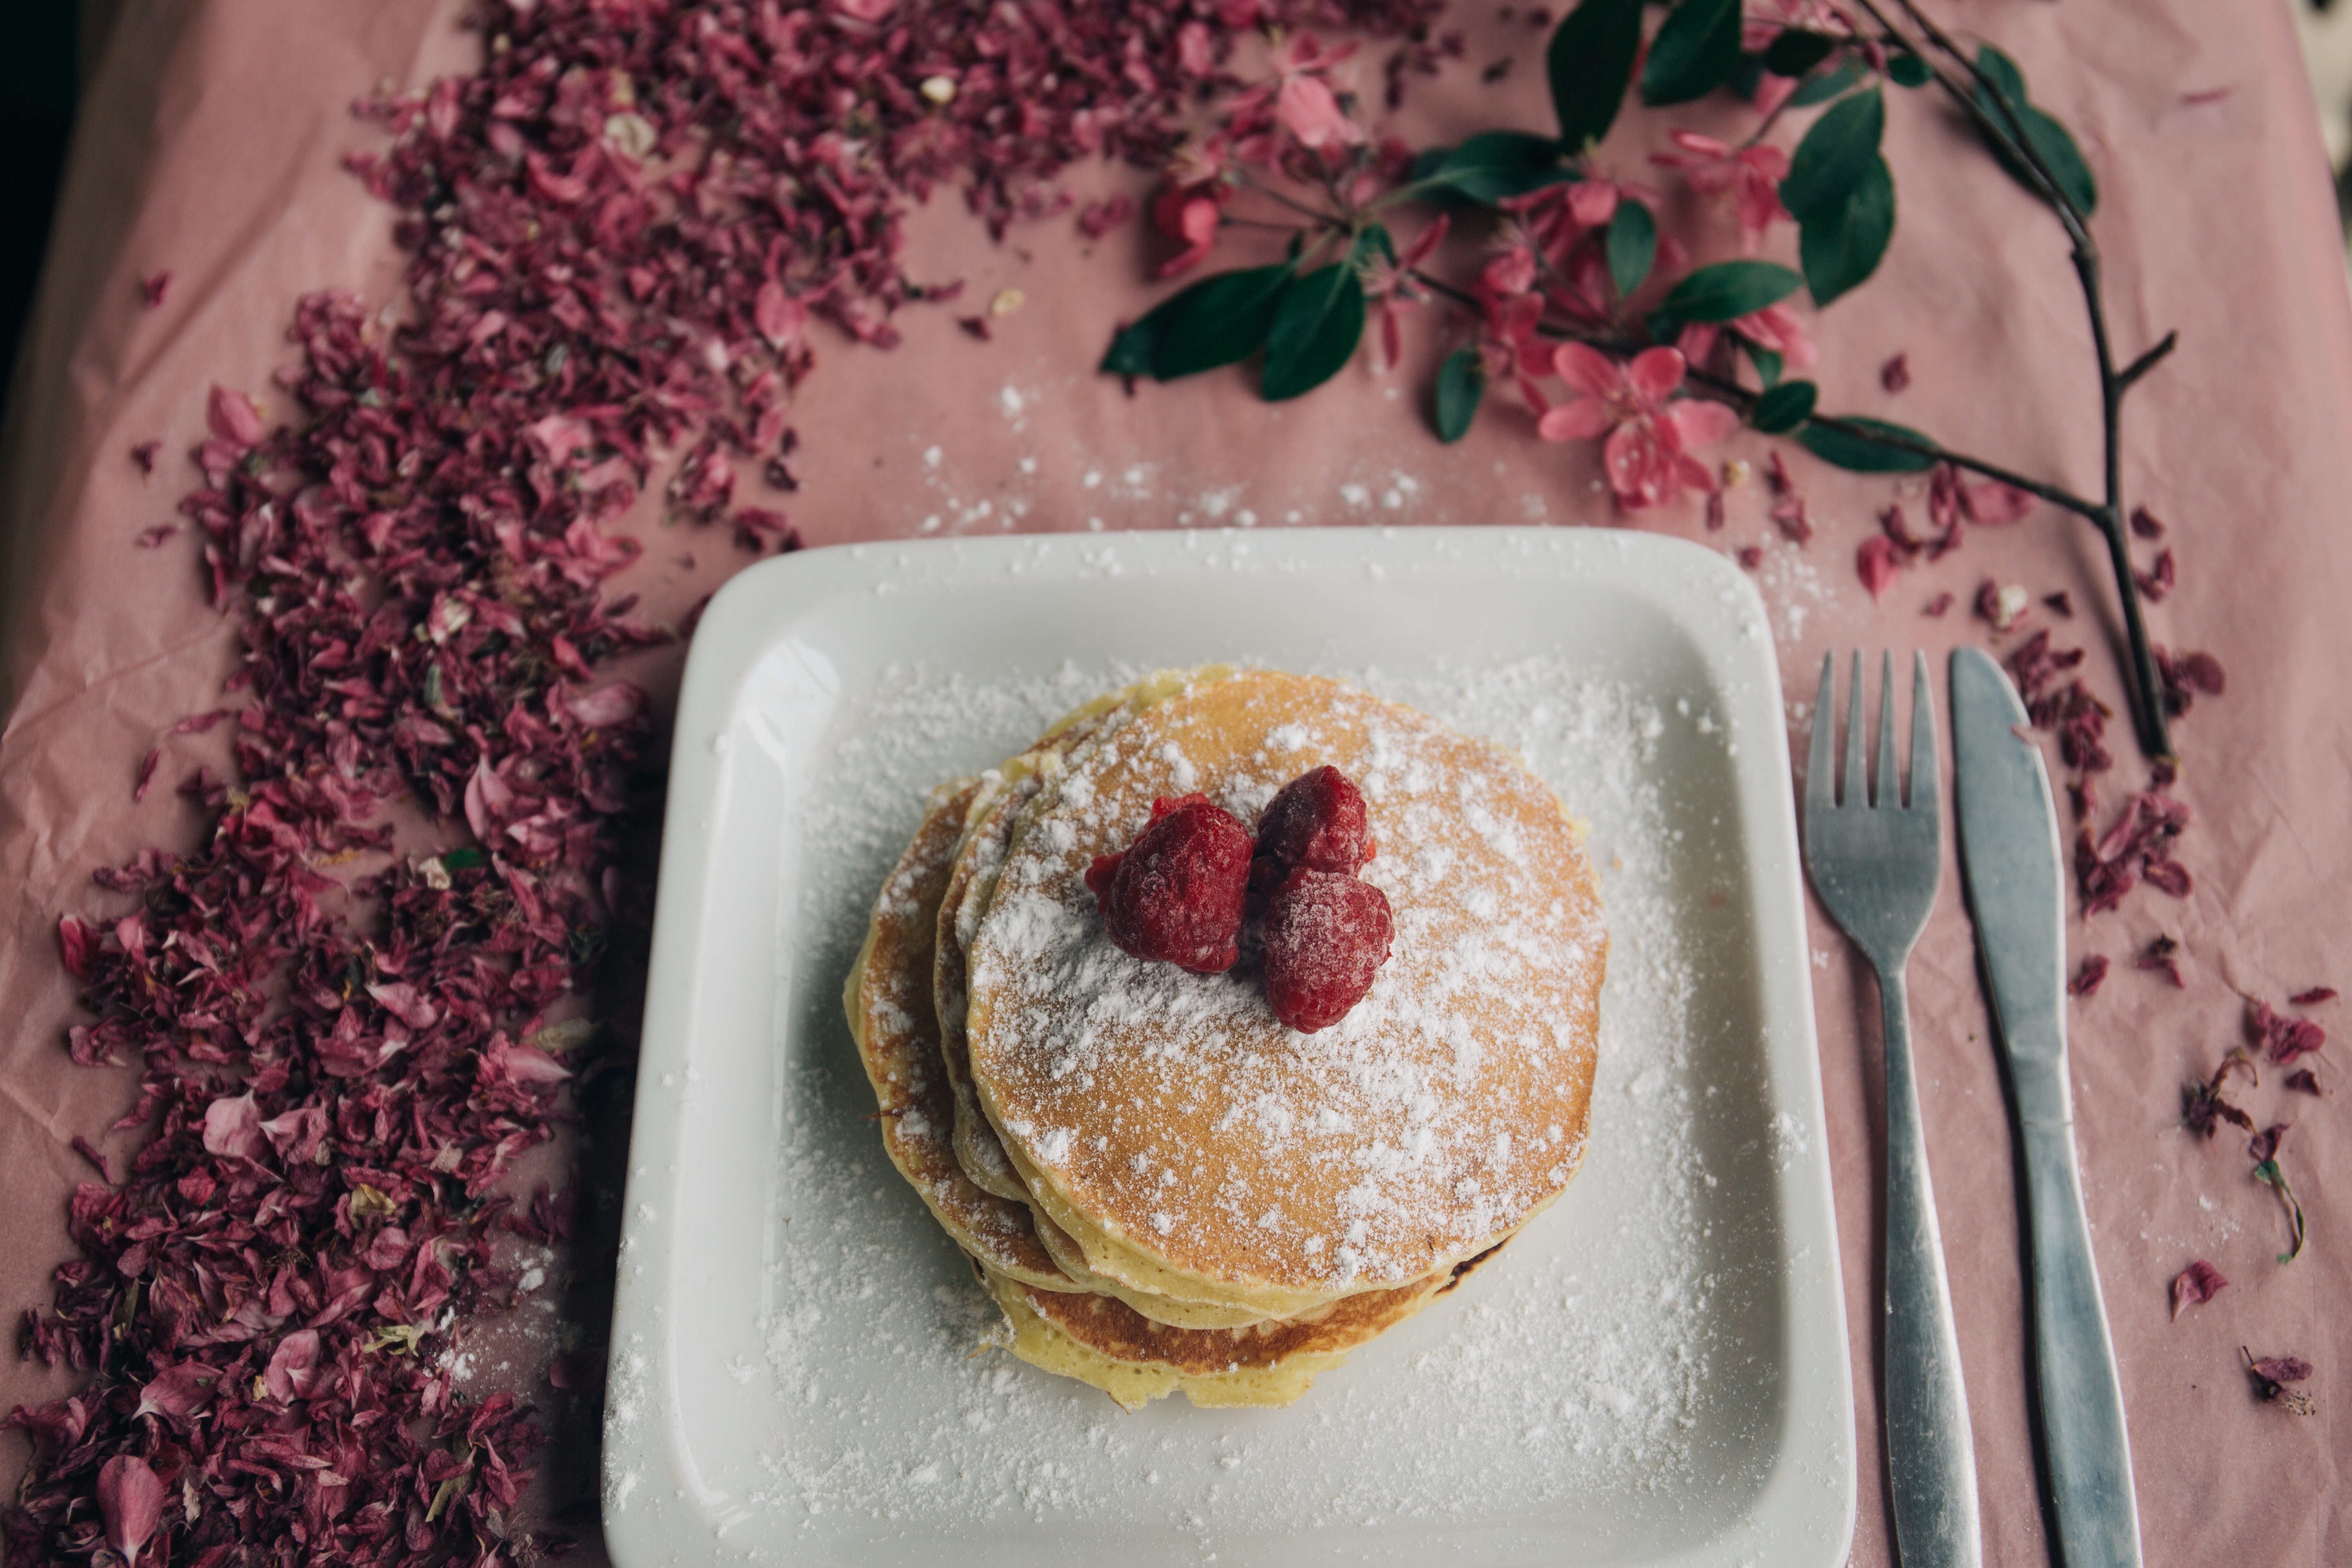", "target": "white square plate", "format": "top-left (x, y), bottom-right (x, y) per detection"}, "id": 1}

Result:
top-left (604, 527), bottom-right (1854, 1568)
